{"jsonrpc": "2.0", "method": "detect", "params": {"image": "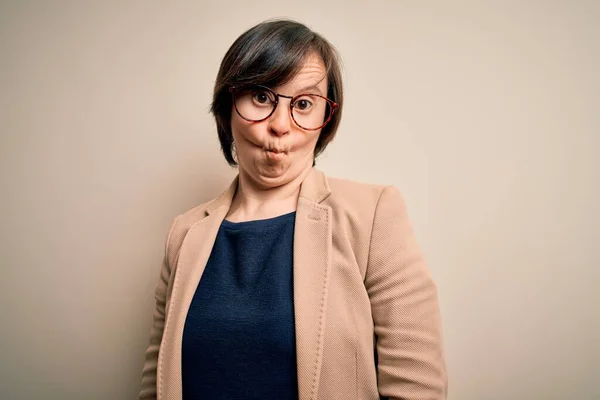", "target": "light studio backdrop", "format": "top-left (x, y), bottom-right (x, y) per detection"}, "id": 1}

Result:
top-left (1, 1), bottom-right (598, 399)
